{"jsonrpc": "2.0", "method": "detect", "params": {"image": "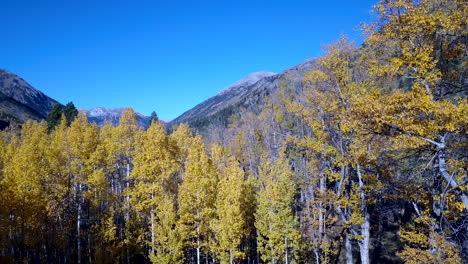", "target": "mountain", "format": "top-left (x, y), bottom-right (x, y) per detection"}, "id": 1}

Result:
top-left (170, 58), bottom-right (316, 131)
top-left (171, 71), bottom-right (276, 126)
top-left (0, 68), bottom-right (59, 128)
top-left (0, 69), bottom-right (152, 129)
top-left (218, 71), bottom-right (277, 96)
top-left (83, 107), bottom-right (150, 128)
